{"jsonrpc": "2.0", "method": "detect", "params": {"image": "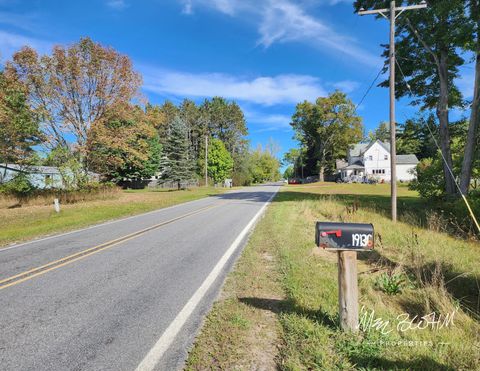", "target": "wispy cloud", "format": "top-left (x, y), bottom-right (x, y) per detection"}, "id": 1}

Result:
top-left (0, 11), bottom-right (40, 32)
top-left (106, 0), bottom-right (128, 10)
top-left (179, 0), bottom-right (379, 67)
top-left (332, 80), bottom-right (360, 93)
top-left (181, 0), bottom-right (193, 15)
top-left (0, 30), bottom-right (52, 62)
top-left (241, 106), bottom-right (292, 131)
top-left (141, 65), bottom-right (327, 105)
